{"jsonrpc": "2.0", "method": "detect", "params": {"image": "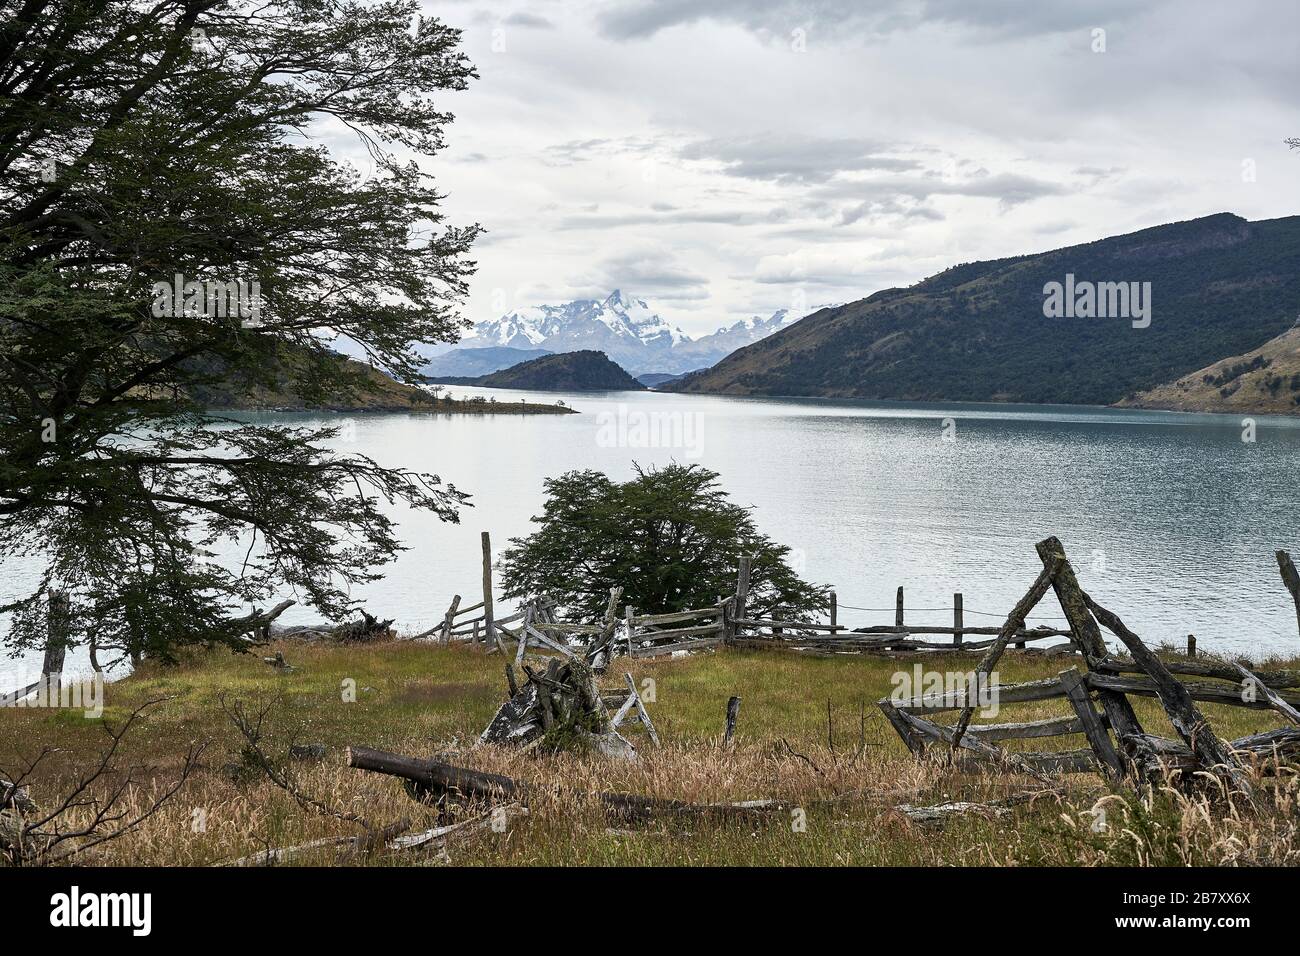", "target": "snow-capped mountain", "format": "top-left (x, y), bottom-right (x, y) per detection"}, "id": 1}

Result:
top-left (424, 292), bottom-right (800, 376)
